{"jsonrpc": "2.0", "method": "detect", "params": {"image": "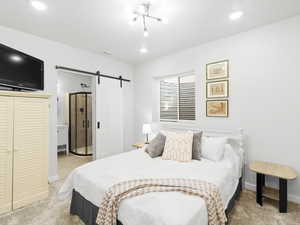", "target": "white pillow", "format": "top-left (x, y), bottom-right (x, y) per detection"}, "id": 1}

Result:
top-left (162, 131), bottom-right (194, 162)
top-left (222, 144), bottom-right (240, 177)
top-left (201, 136), bottom-right (227, 161)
